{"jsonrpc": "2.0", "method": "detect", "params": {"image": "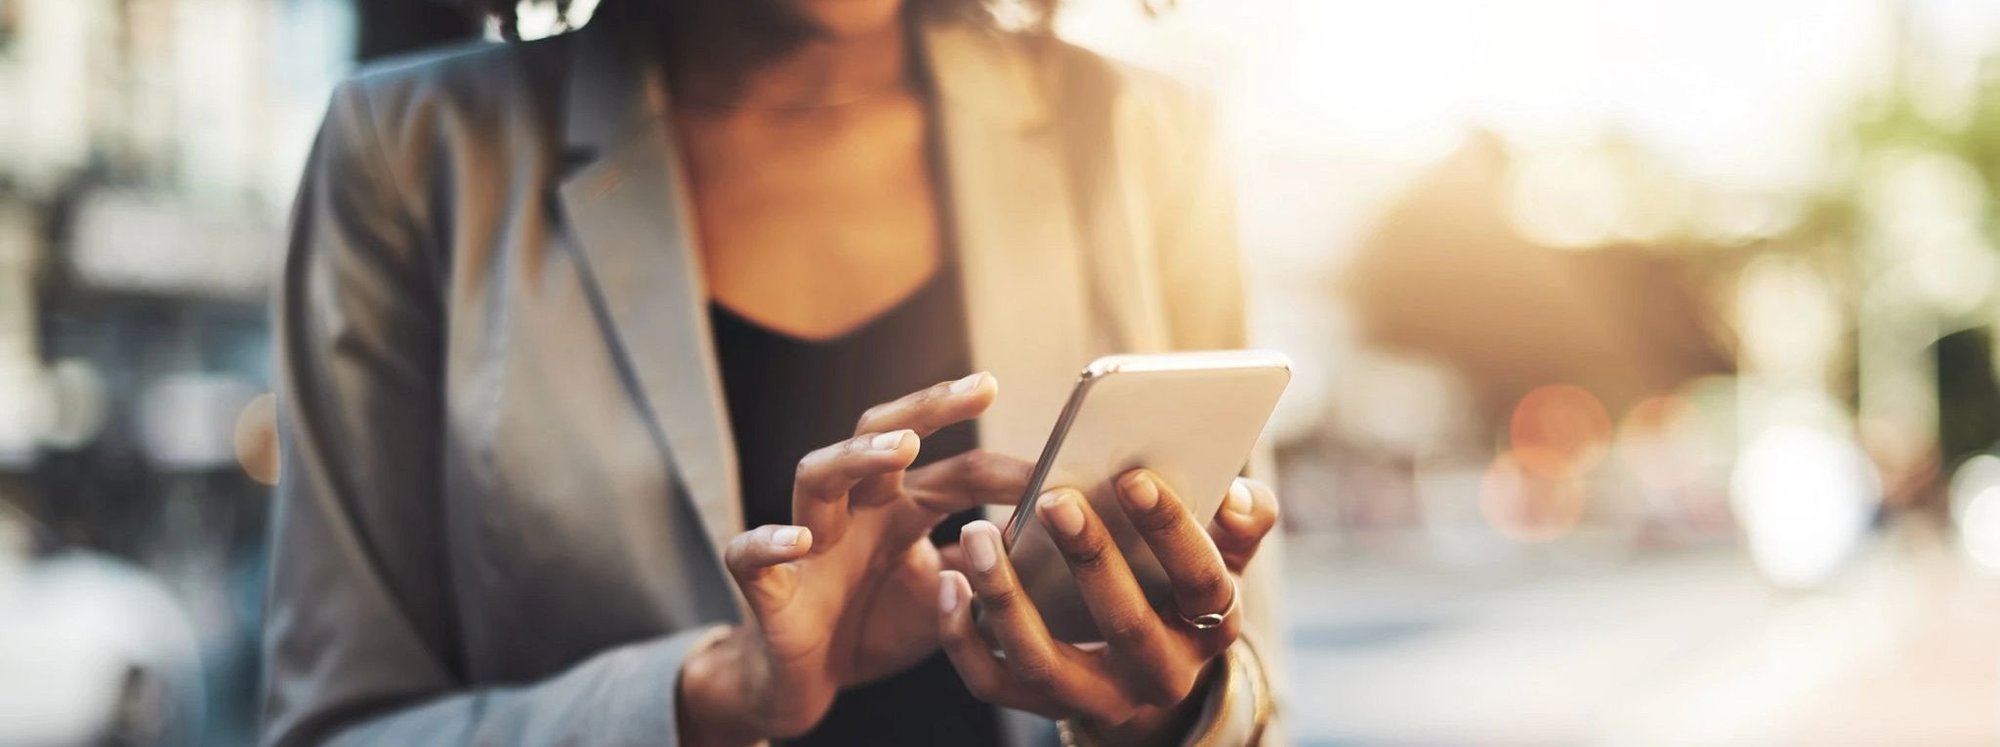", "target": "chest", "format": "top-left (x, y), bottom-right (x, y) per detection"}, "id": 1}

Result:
top-left (674, 98), bottom-right (944, 339)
